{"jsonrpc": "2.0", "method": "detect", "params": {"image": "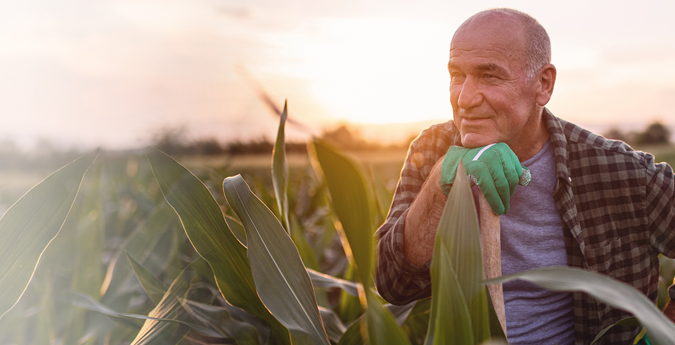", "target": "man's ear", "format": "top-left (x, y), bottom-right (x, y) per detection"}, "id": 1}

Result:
top-left (535, 64), bottom-right (556, 106)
